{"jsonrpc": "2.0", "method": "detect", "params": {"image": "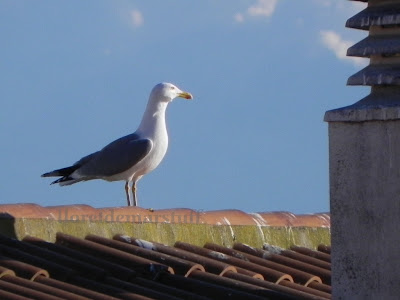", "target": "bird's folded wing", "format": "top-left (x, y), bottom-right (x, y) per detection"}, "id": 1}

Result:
top-left (77, 133), bottom-right (152, 177)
